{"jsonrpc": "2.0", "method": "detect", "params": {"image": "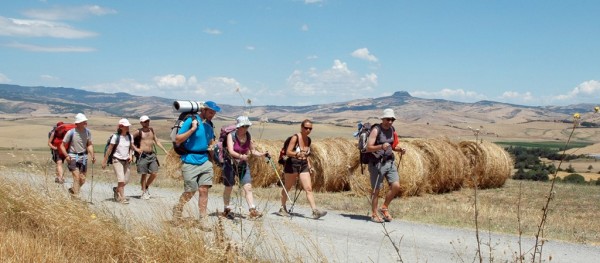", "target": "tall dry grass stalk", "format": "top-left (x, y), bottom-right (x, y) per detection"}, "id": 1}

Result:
top-left (0, 172), bottom-right (254, 262)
